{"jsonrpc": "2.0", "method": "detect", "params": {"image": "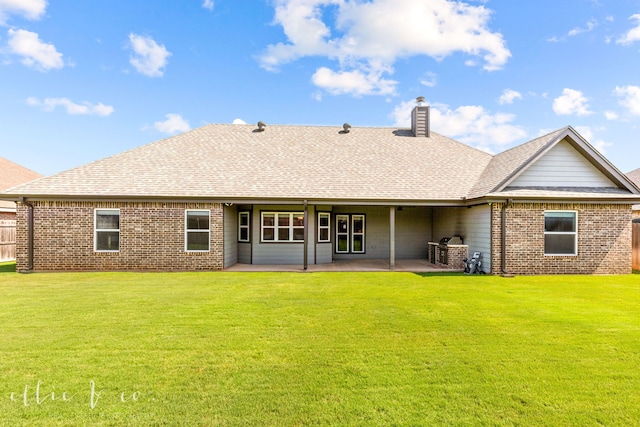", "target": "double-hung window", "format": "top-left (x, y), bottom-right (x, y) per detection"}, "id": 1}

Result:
top-left (238, 212), bottom-right (250, 242)
top-left (261, 212), bottom-right (304, 242)
top-left (544, 211), bottom-right (577, 255)
top-left (95, 209), bottom-right (120, 252)
top-left (186, 210), bottom-right (210, 251)
top-left (318, 213), bottom-right (330, 242)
